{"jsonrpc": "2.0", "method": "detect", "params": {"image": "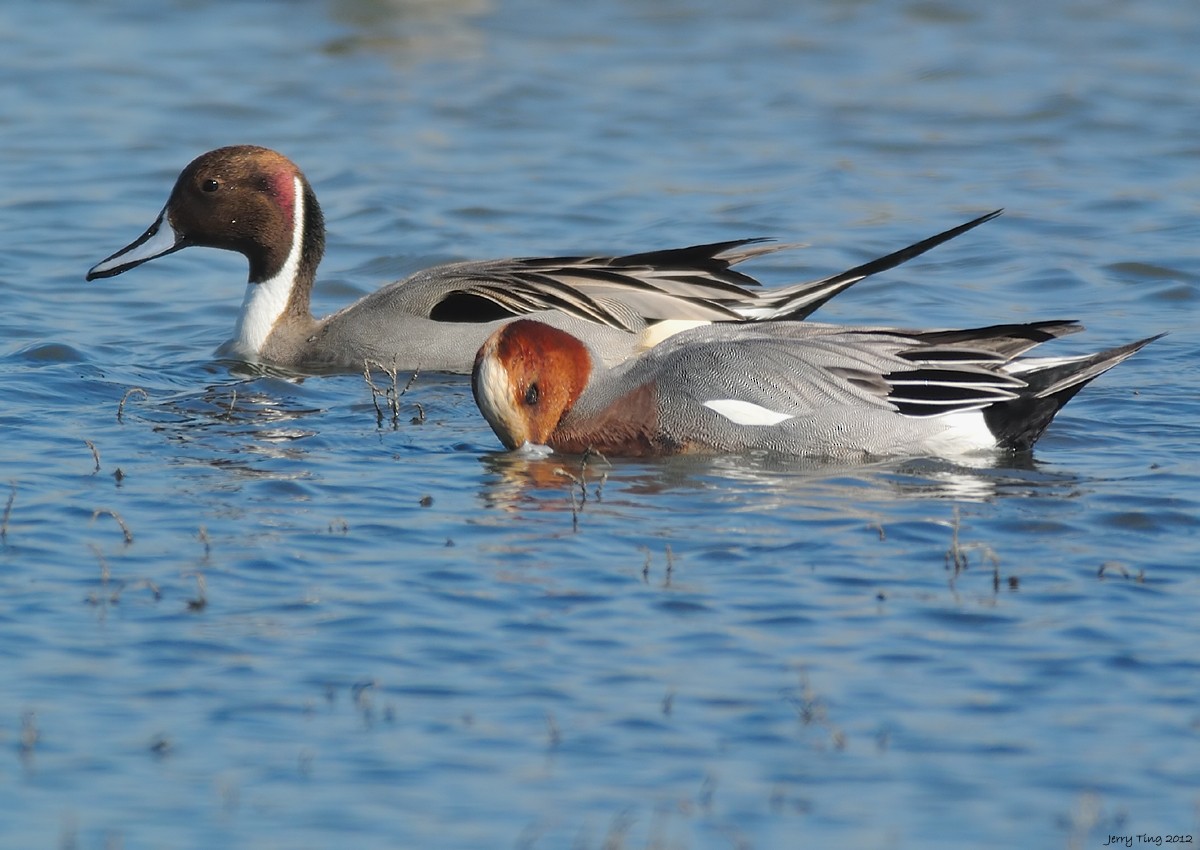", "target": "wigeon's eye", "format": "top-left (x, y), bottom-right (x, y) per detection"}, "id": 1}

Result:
top-left (523, 383), bottom-right (540, 406)
top-left (202, 179), bottom-right (220, 192)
